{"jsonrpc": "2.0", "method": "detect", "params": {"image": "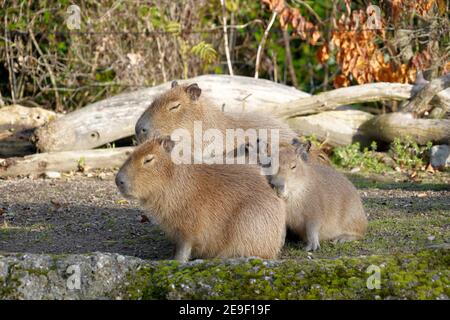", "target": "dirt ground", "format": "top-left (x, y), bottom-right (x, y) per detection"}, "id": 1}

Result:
top-left (0, 169), bottom-right (449, 261)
